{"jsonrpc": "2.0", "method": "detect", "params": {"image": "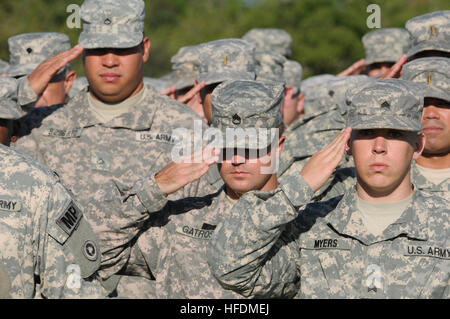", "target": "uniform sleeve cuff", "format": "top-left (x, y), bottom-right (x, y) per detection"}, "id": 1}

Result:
top-left (17, 76), bottom-right (38, 108)
top-left (135, 174), bottom-right (168, 213)
top-left (279, 174), bottom-right (315, 208)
